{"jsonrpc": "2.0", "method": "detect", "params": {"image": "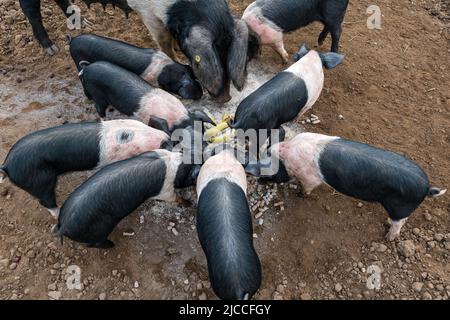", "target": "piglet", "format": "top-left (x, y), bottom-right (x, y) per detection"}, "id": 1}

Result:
top-left (243, 0), bottom-right (349, 62)
top-left (53, 150), bottom-right (201, 248)
top-left (231, 45), bottom-right (344, 148)
top-left (246, 133), bottom-right (446, 240)
top-left (69, 33), bottom-right (203, 100)
top-left (196, 148), bottom-right (261, 300)
top-left (0, 120), bottom-right (170, 218)
top-left (79, 61), bottom-right (213, 133)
